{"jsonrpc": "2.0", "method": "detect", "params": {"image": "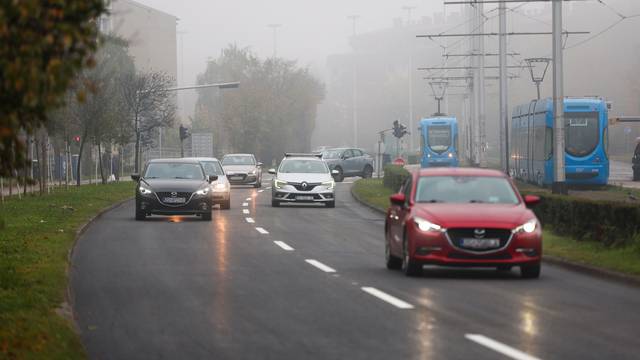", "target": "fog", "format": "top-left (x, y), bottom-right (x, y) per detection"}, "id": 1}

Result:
top-left (136, 0), bottom-right (640, 158)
